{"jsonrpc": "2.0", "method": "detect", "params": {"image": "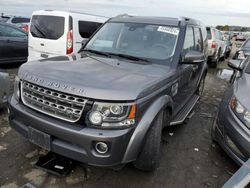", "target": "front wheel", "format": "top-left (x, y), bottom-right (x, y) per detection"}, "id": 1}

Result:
top-left (133, 111), bottom-right (163, 171)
